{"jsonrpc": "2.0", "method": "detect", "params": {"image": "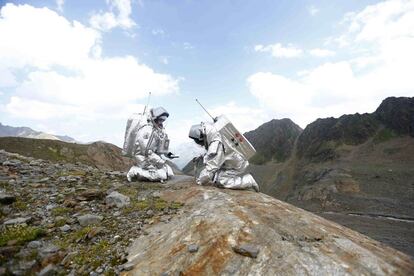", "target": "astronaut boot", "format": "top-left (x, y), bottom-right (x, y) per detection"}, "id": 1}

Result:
top-left (242, 174), bottom-right (259, 192)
